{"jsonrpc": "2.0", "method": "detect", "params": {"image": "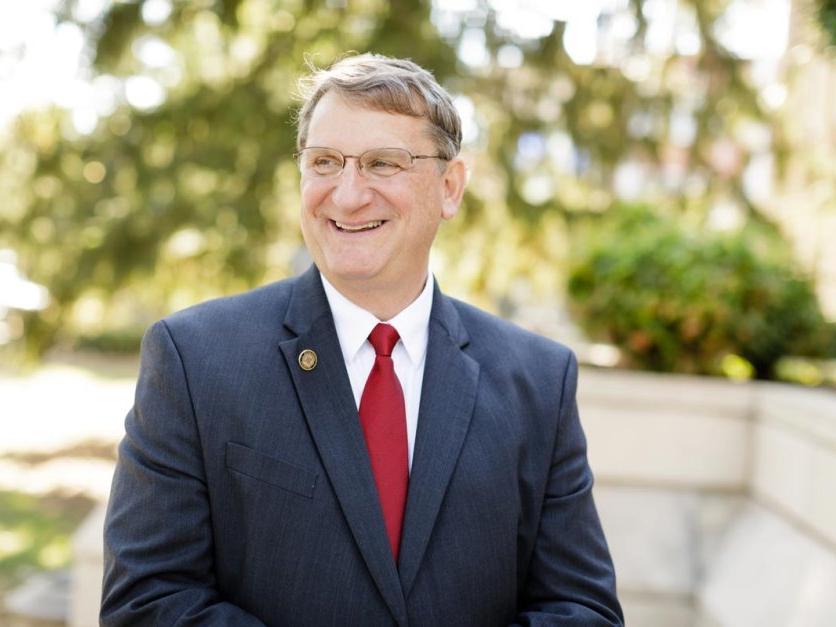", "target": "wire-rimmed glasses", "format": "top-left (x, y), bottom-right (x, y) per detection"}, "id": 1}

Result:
top-left (294, 147), bottom-right (447, 178)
